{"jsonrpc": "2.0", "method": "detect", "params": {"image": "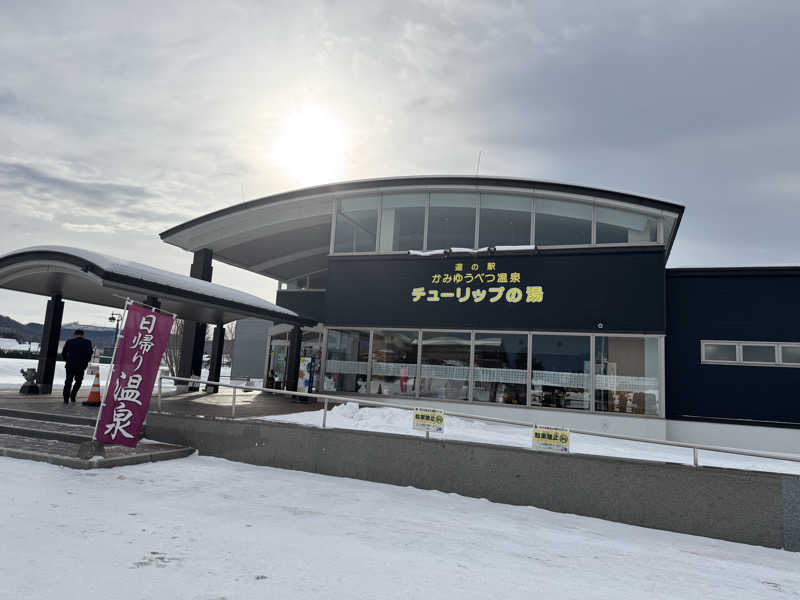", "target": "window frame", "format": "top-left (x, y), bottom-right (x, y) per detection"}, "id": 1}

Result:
top-left (332, 194), bottom-right (380, 254)
top-left (426, 191), bottom-right (480, 251)
top-left (700, 340), bottom-right (740, 364)
top-left (701, 340), bottom-right (800, 368)
top-left (327, 186), bottom-right (676, 256)
top-left (316, 326), bottom-right (664, 417)
top-left (477, 192), bottom-right (534, 249)
top-left (779, 344), bottom-right (800, 367)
